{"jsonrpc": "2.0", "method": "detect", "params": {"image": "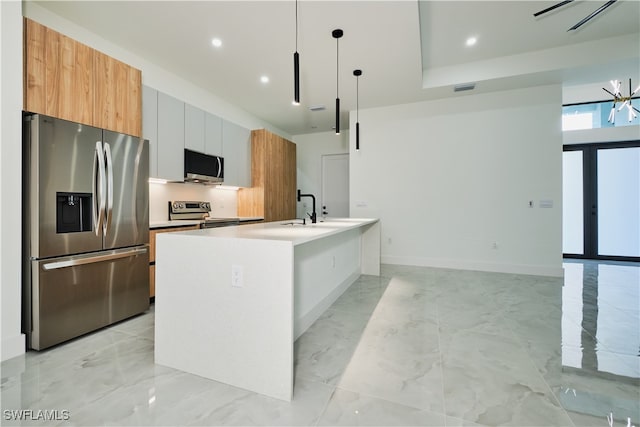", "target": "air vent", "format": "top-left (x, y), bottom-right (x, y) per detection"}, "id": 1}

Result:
top-left (454, 83), bottom-right (476, 92)
top-left (309, 105), bottom-right (326, 112)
